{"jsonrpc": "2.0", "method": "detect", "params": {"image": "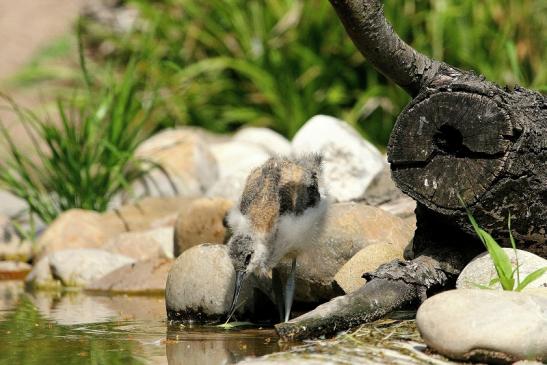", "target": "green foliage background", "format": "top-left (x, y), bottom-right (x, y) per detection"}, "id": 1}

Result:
top-left (83, 0), bottom-right (547, 147)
